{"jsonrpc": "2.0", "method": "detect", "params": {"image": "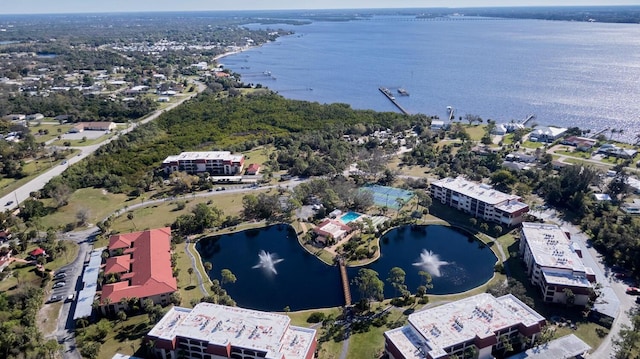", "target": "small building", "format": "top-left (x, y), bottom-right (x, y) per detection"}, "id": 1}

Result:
top-left (384, 293), bottom-right (545, 359)
top-left (561, 136), bottom-right (596, 151)
top-left (126, 85), bottom-right (149, 94)
top-left (245, 163), bottom-right (261, 175)
top-left (492, 124), bottom-right (507, 135)
top-left (313, 219), bottom-right (352, 244)
top-left (430, 120), bottom-right (448, 131)
top-left (70, 121), bottom-right (117, 133)
top-left (145, 303), bottom-right (317, 359)
top-left (29, 247), bottom-right (46, 258)
top-left (157, 97), bottom-right (170, 103)
top-left (593, 193), bottom-right (612, 202)
top-left (26, 113), bottom-right (44, 121)
top-left (505, 152), bottom-right (537, 163)
top-left (3, 114), bottom-right (26, 121)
